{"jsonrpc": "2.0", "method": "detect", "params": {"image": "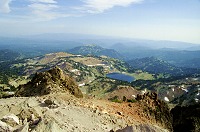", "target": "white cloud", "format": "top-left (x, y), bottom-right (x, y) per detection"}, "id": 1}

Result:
top-left (30, 0), bottom-right (57, 4)
top-left (79, 0), bottom-right (143, 13)
top-left (29, 3), bottom-right (58, 20)
top-left (29, 0), bottom-right (69, 21)
top-left (29, 3), bottom-right (58, 11)
top-left (29, 3), bottom-right (71, 21)
top-left (0, 0), bottom-right (12, 13)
